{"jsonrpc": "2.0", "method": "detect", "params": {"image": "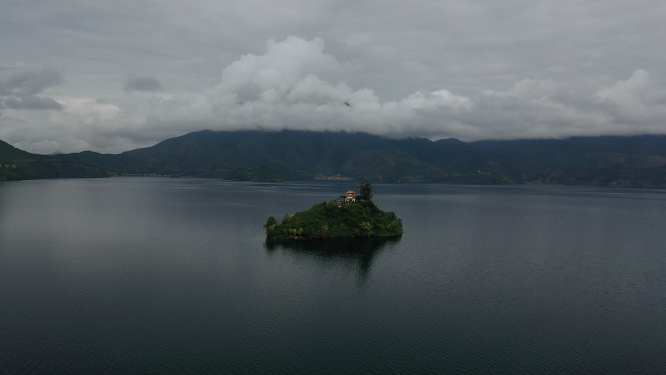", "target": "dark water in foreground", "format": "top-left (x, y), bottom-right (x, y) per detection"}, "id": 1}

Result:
top-left (1, 178), bottom-right (666, 374)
